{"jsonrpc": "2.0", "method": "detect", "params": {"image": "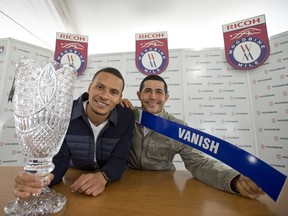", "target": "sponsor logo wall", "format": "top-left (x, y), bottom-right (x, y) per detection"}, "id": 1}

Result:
top-left (0, 32), bottom-right (287, 176)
